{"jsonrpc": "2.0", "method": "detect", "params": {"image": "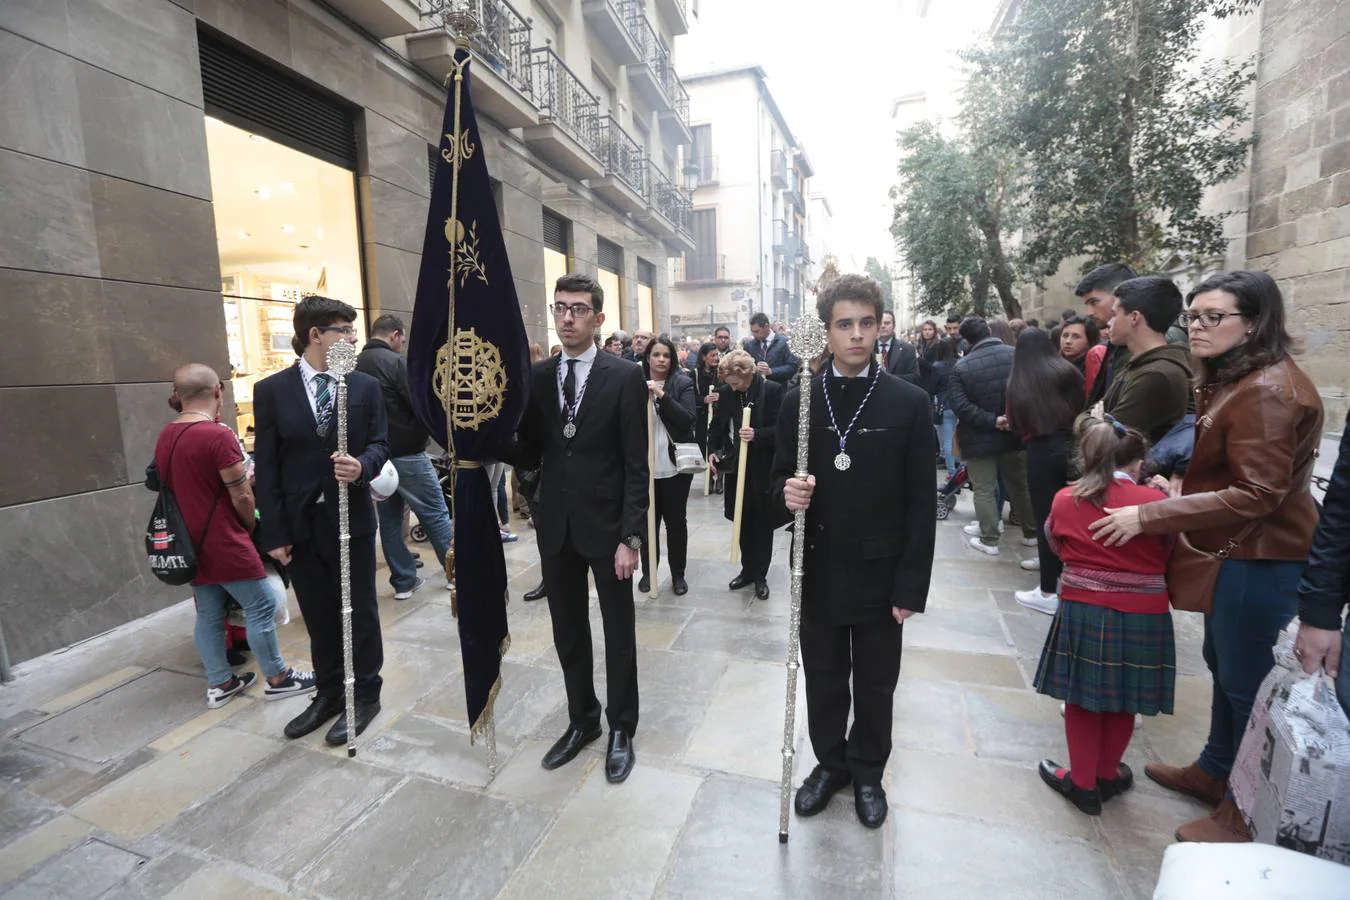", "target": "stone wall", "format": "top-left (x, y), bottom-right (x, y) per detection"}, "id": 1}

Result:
top-left (1246, 0), bottom-right (1350, 428)
top-left (0, 0), bottom-right (675, 663)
